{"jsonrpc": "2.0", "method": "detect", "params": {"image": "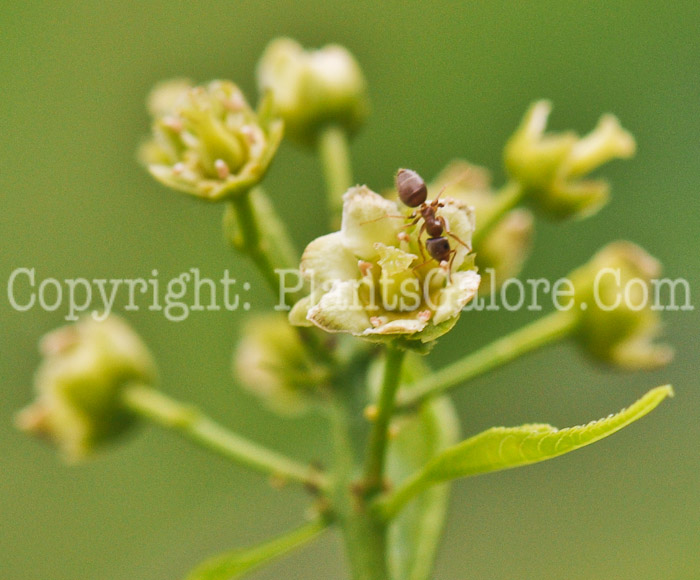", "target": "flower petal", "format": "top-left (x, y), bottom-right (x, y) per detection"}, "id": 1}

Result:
top-left (341, 186), bottom-right (404, 260)
top-left (306, 280), bottom-right (371, 334)
top-left (432, 270), bottom-right (481, 324)
top-left (363, 317), bottom-right (428, 336)
top-left (301, 232), bottom-right (360, 285)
